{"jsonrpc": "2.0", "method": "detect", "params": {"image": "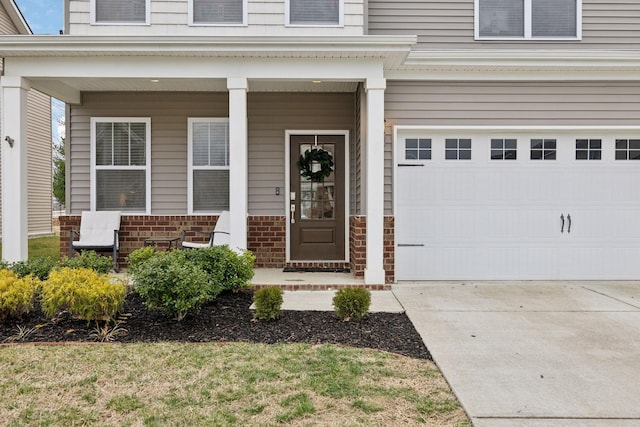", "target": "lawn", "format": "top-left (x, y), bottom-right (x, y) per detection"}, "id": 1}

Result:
top-left (0, 343), bottom-right (469, 426)
top-left (0, 235), bottom-right (60, 260)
